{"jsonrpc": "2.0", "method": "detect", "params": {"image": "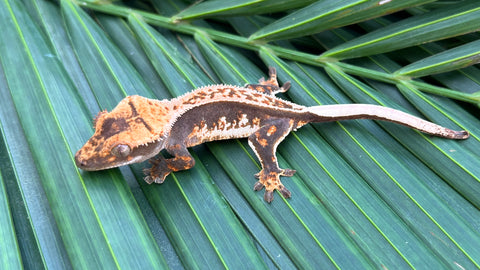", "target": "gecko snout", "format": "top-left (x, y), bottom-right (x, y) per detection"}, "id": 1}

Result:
top-left (74, 151), bottom-right (87, 169)
top-left (74, 149), bottom-right (96, 171)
